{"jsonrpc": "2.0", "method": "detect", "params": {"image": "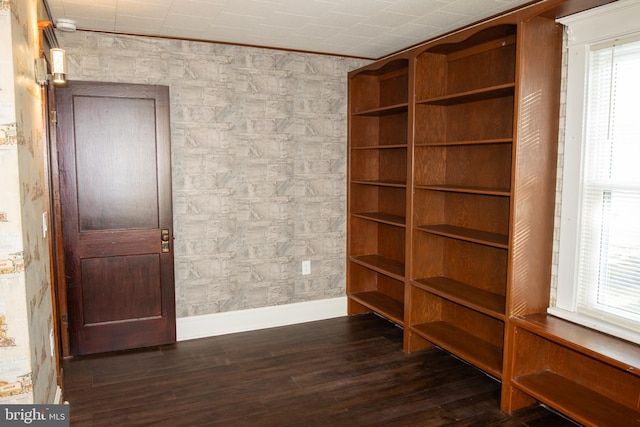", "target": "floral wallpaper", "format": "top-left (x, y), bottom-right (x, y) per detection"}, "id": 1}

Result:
top-left (0, 0), bottom-right (57, 404)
